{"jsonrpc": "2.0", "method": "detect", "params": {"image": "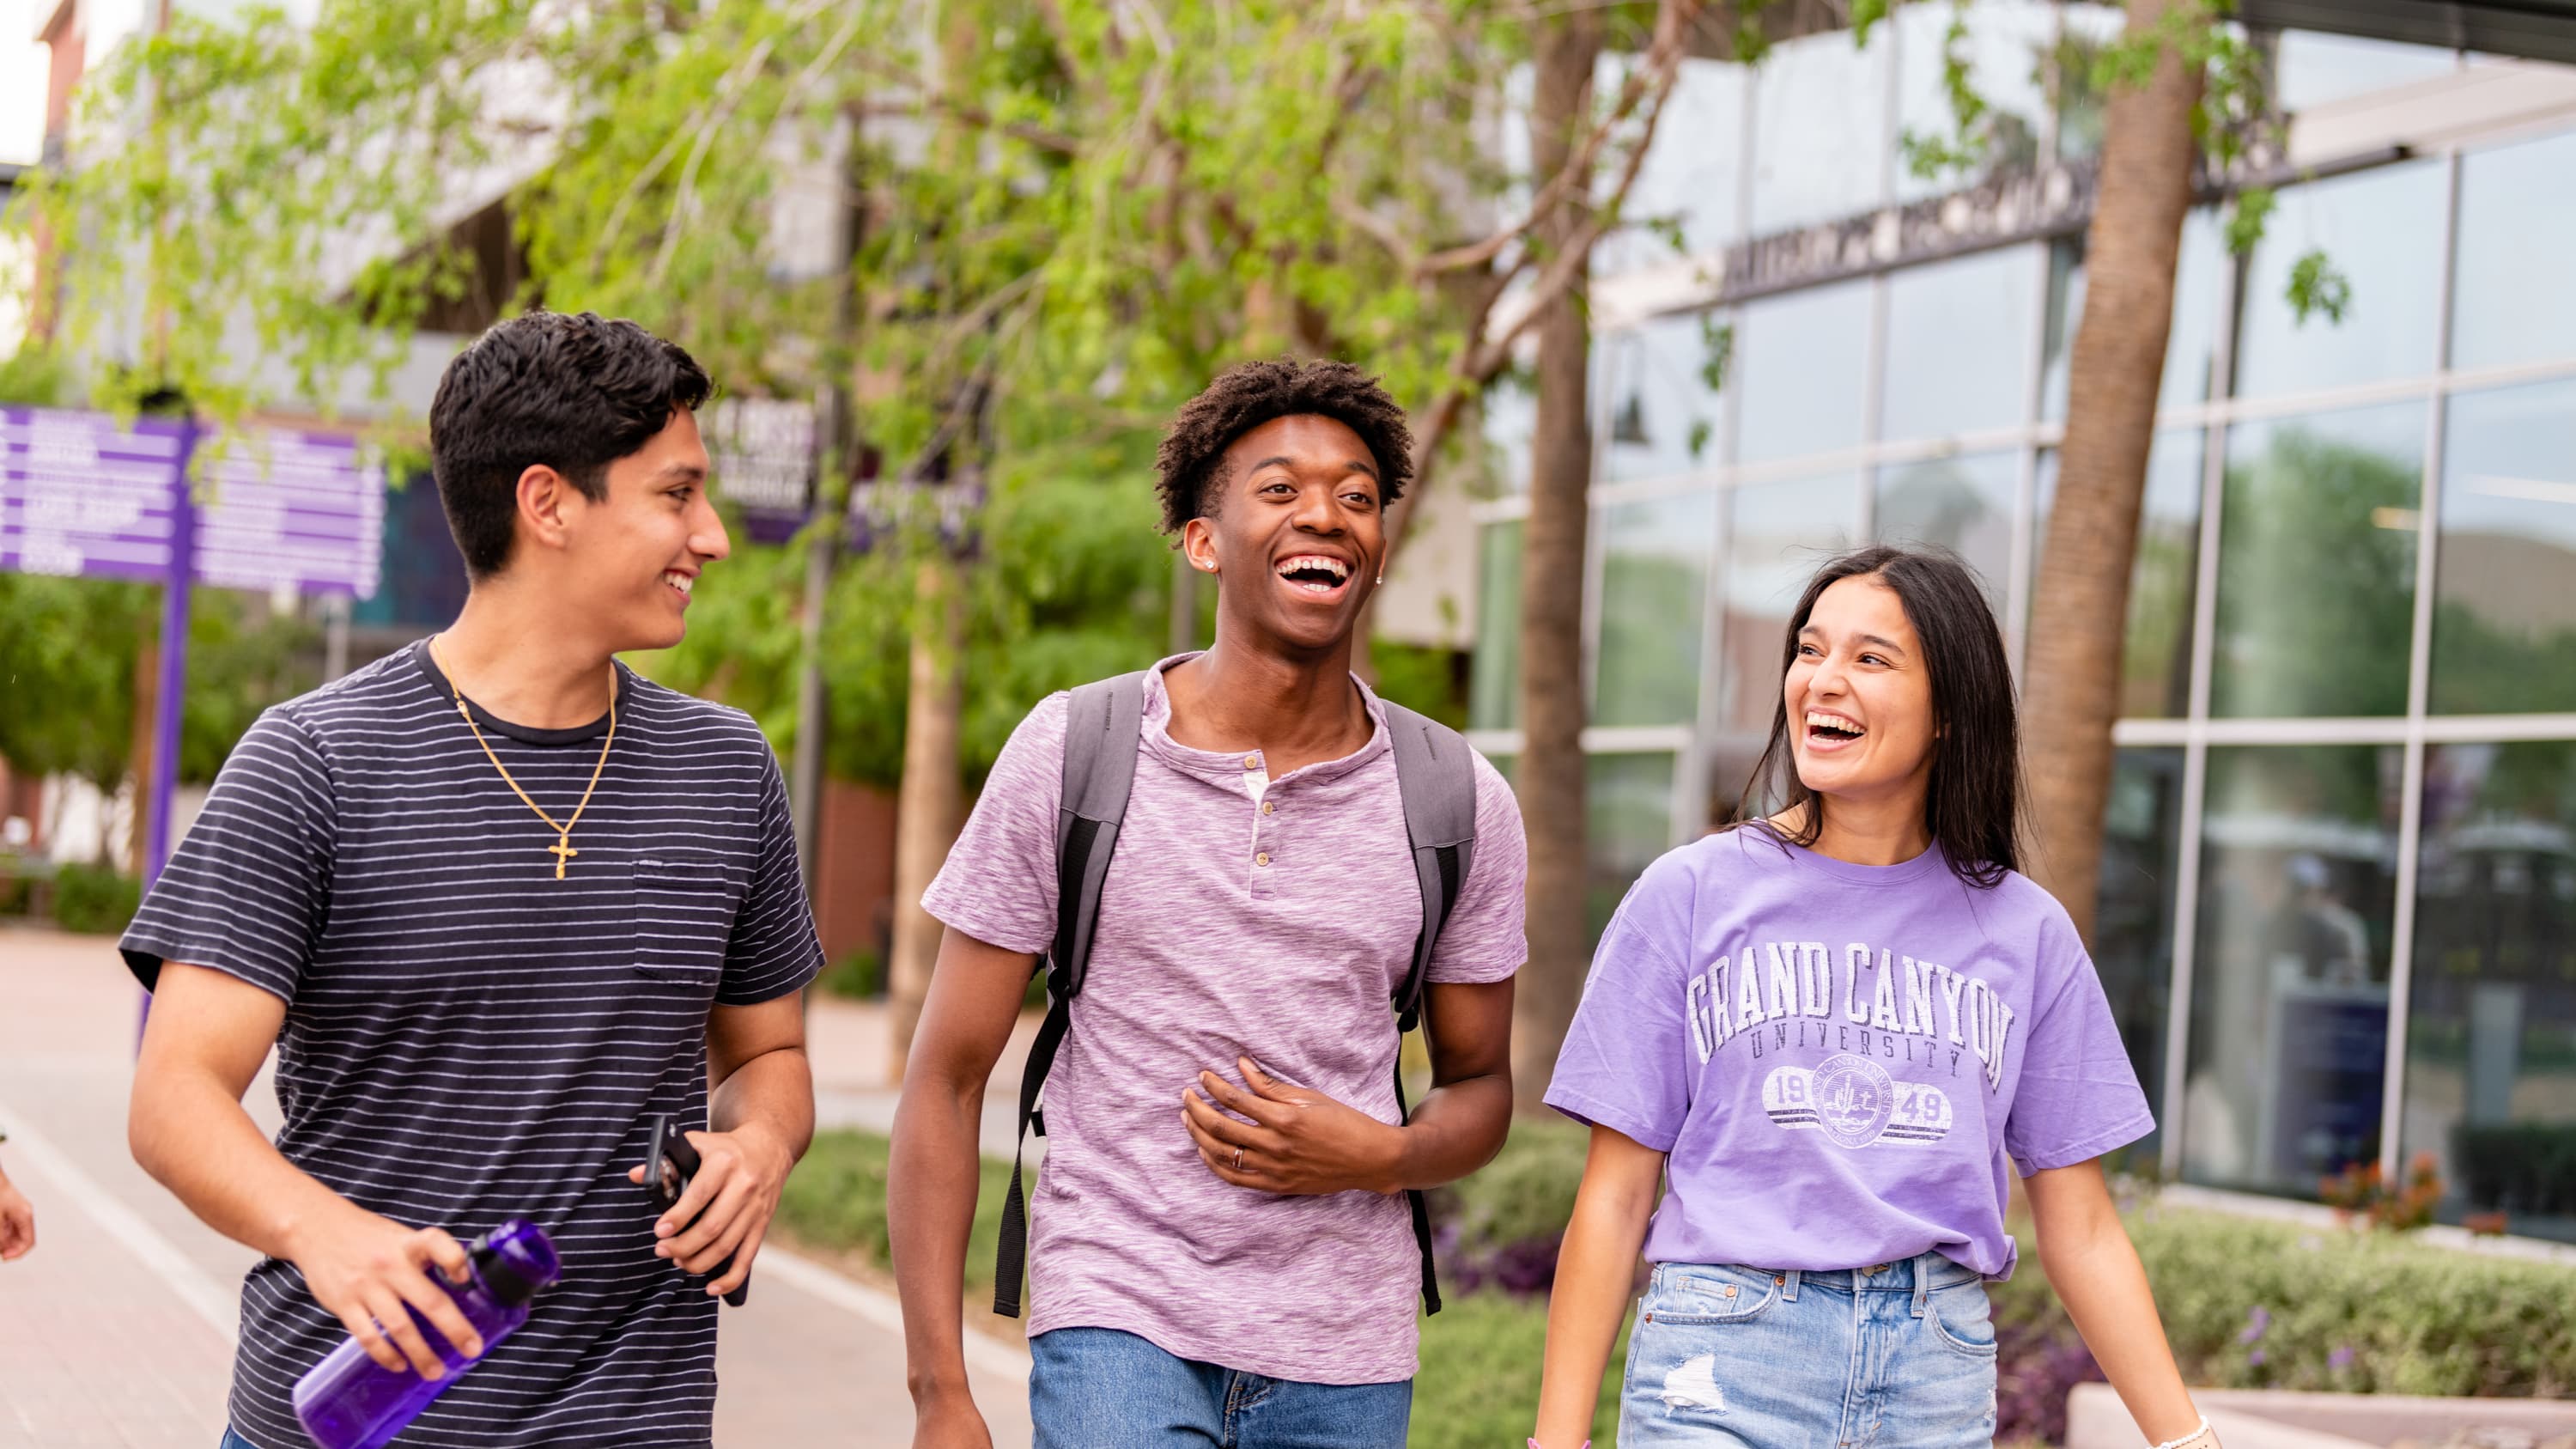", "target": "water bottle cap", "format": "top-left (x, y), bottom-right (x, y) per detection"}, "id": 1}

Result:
top-left (471, 1219), bottom-right (561, 1307)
